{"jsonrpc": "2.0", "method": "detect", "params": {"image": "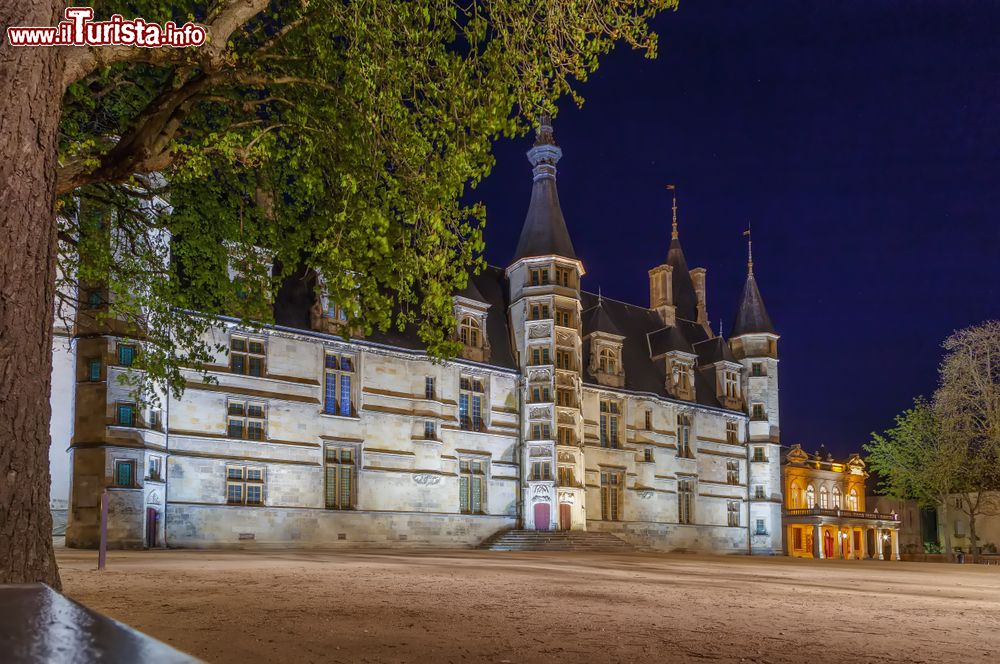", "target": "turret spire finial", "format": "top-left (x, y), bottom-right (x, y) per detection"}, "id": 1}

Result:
top-left (526, 115), bottom-right (562, 182)
top-left (667, 184), bottom-right (678, 240)
top-left (743, 223), bottom-right (753, 275)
